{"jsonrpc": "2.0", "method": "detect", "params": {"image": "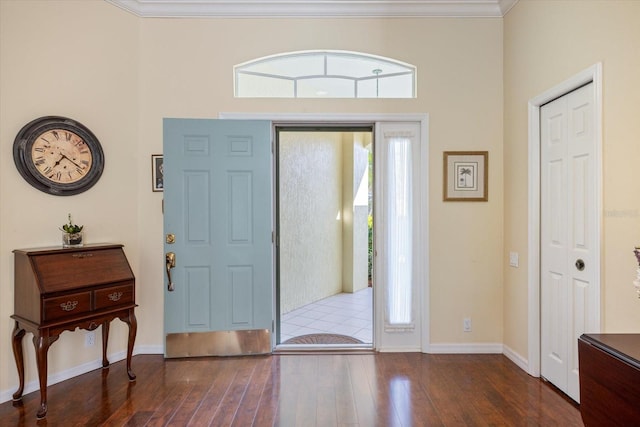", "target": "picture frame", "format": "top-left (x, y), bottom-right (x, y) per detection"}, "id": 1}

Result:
top-left (443, 151), bottom-right (488, 201)
top-left (151, 154), bottom-right (163, 192)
